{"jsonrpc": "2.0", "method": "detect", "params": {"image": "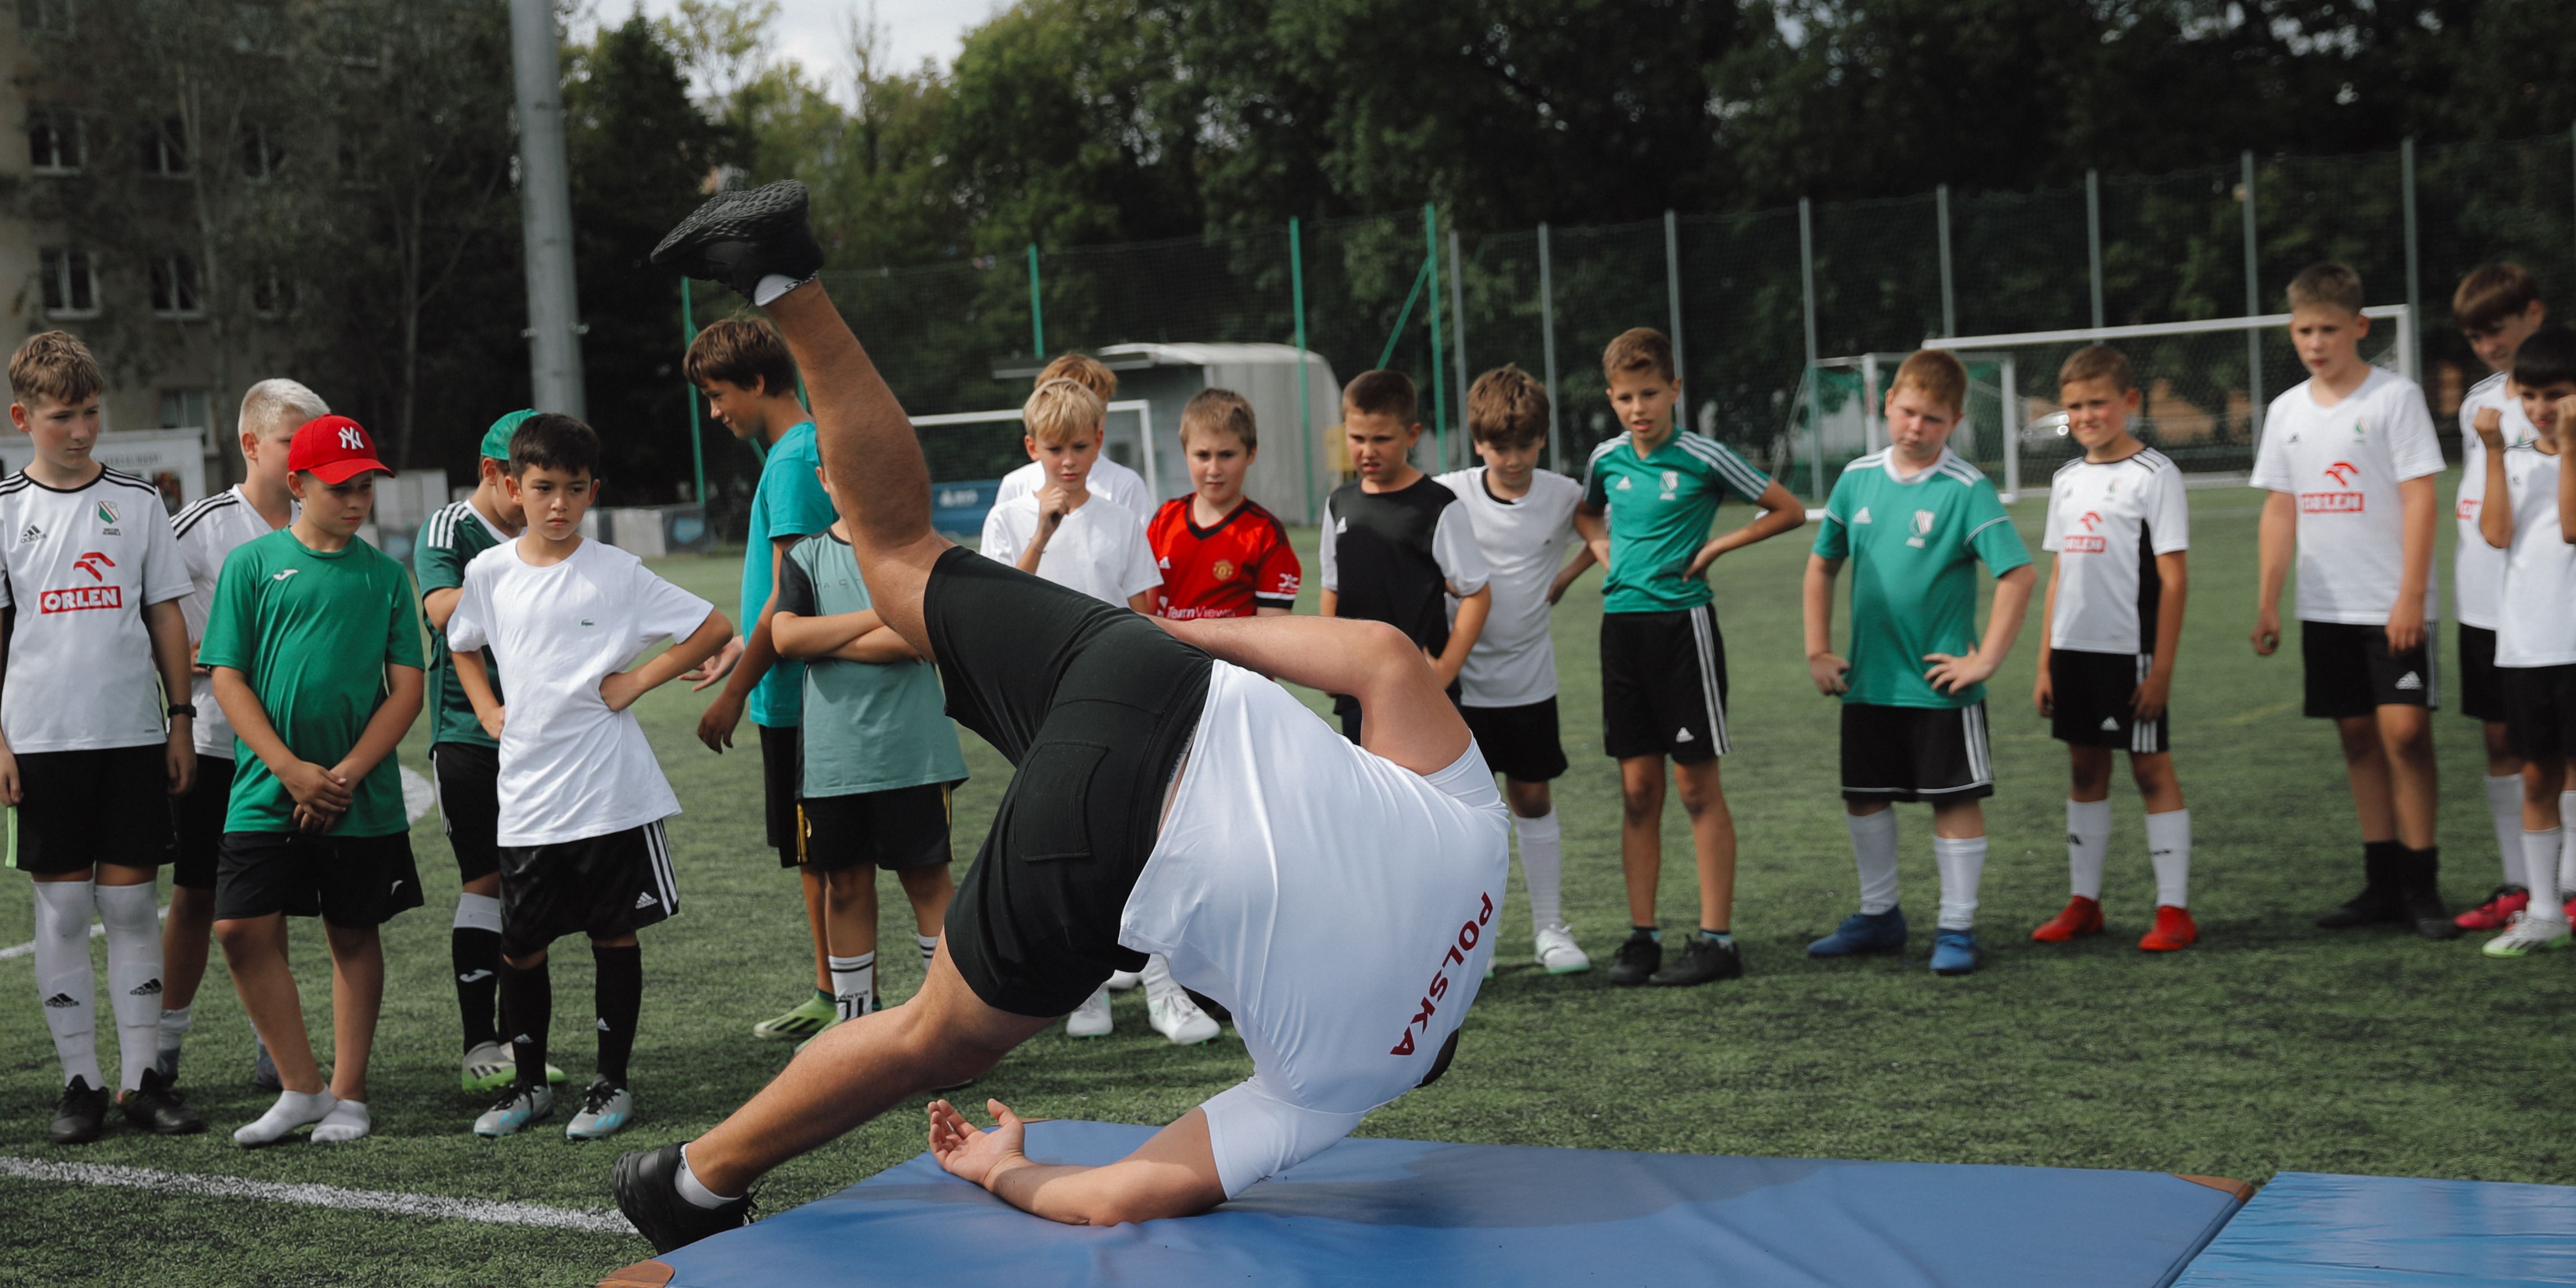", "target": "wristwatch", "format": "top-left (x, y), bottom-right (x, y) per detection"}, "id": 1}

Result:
top-left (167, 703), bottom-right (197, 719)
